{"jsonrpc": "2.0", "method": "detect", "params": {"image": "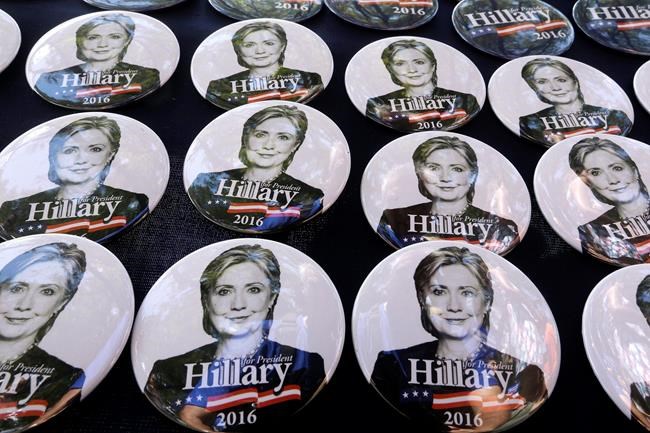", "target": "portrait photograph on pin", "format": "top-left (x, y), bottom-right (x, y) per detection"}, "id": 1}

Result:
top-left (353, 241), bottom-right (560, 432)
top-left (0, 113), bottom-right (169, 243)
top-left (489, 55), bottom-right (634, 147)
top-left (361, 131), bottom-right (530, 254)
top-left (25, 11), bottom-right (179, 109)
top-left (535, 134), bottom-right (650, 266)
top-left (183, 101), bottom-right (350, 234)
top-left (0, 234), bottom-right (134, 433)
top-left (132, 239), bottom-right (344, 432)
top-left (191, 19), bottom-right (333, 110)
top-left (345, 37), bottom-right (485, 133)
